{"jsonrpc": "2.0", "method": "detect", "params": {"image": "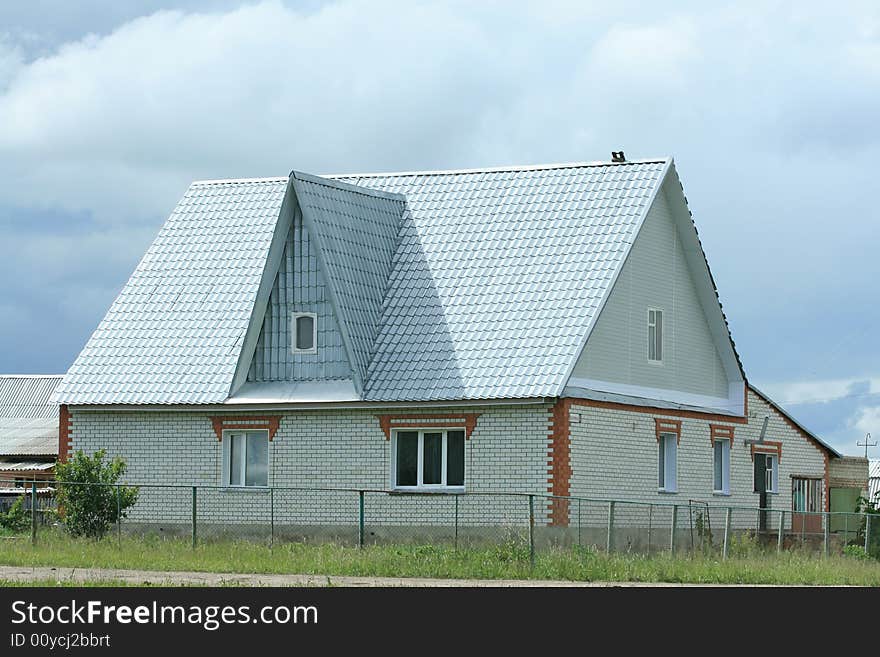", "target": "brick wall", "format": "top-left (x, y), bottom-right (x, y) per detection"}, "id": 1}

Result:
top-left (828, 456), bottom-right (868, 491)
